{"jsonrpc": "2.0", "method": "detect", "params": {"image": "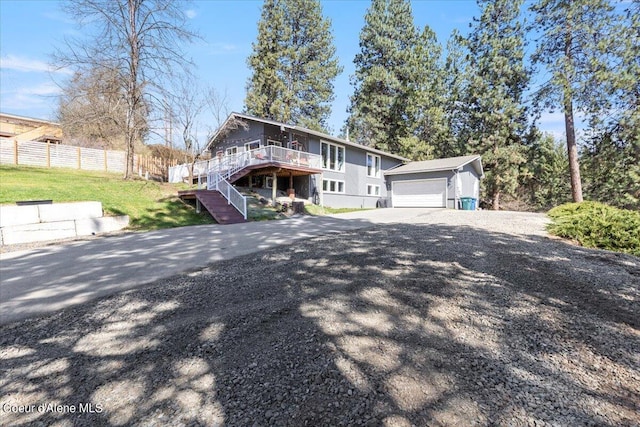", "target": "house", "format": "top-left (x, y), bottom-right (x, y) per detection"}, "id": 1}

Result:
top-left (203, 113), bottom-right (408, 209)
top-left (174, 113), bottom-right (483, 223)
top-left (0, 112), bottom-right (63, 144)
